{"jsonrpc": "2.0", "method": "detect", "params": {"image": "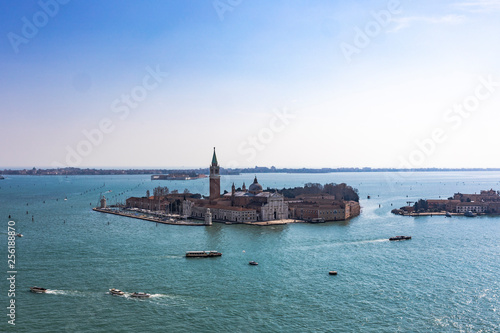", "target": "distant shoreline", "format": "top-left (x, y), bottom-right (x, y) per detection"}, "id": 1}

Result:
top-left (2, 167), bottom-right (500, 176)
